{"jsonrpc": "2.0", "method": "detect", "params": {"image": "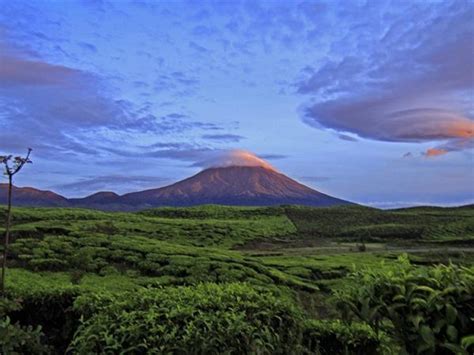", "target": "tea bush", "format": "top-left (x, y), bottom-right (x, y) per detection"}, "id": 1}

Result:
top-left (302, 320), bottom-right (379, 355)
top-left (335, 256), bottom-right (474, 354)
top-left (0, 316), bottom-right (50, 354)
top-left (1, 204), bottom-right (472, 354)
top-left (5, 285), bottom-right (81, 353)
top-left (70, 283), bottom-right (382, 354)
top-left (70, 283), bottom-right (304, 354)
top-left (139, 205), bottom-right (285, 219)
top-left (285, 205), bottom-right (474, 242)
